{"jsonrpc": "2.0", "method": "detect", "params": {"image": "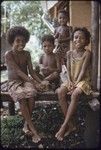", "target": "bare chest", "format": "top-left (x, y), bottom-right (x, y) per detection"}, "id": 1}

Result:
top-left (42, 55), bottom-right (56, 67)
top-left (13, 53), bottom-right (27, 66)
